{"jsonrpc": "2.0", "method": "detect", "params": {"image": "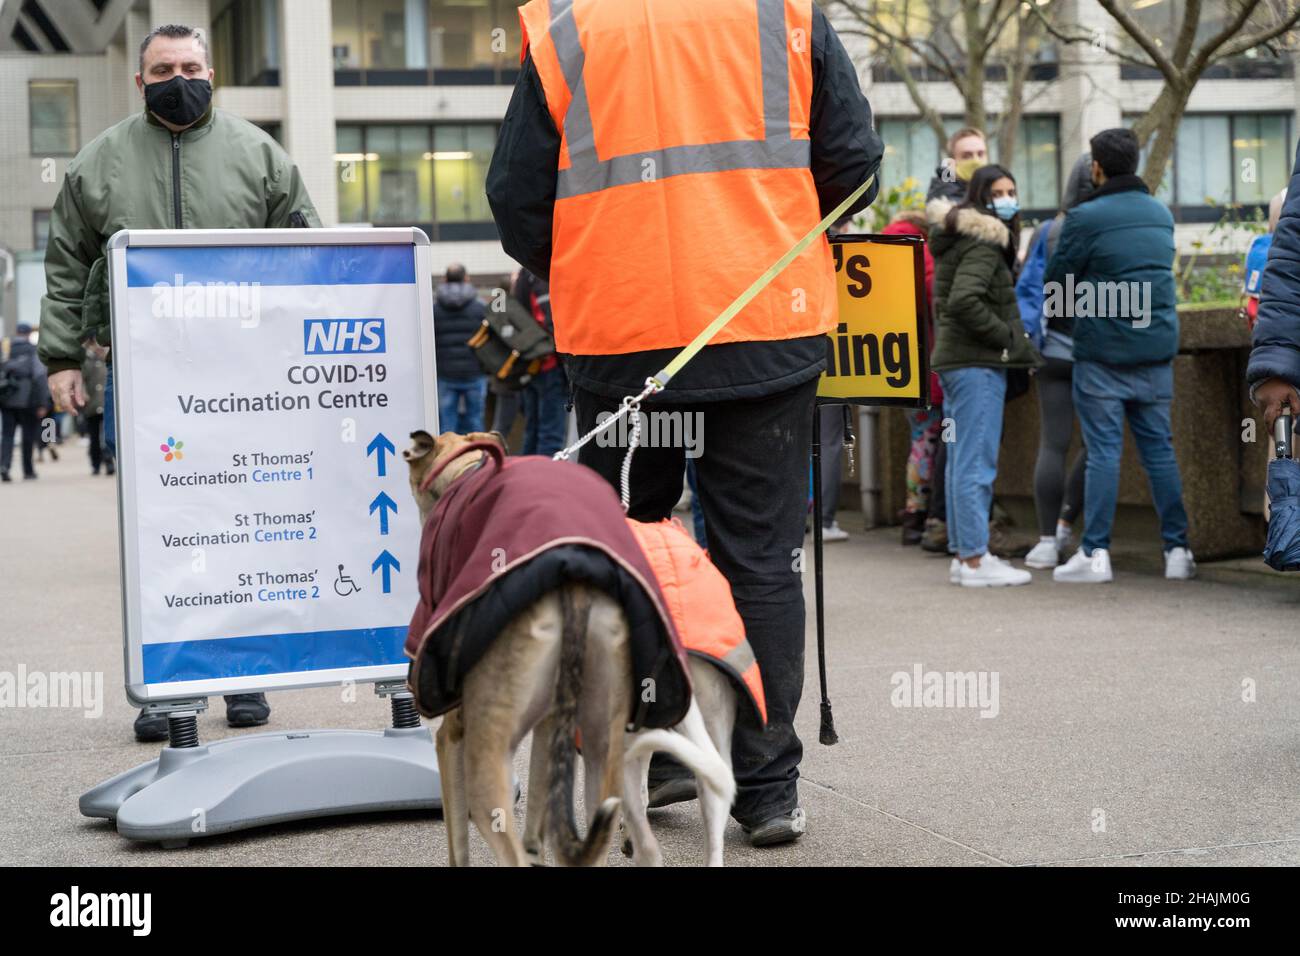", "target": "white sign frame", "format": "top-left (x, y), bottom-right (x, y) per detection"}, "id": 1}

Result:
top-left (108, 228), bottom-right (438, 703)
